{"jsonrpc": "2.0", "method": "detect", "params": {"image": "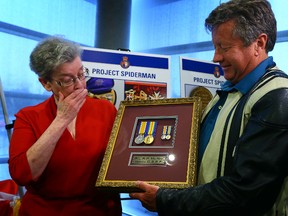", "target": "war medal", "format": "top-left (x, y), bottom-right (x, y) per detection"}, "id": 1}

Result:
top-left (165, 125), bottom-right (172, 140)
top-left (161, 125), bottom-right (167, 140)
top-left (134, 121), bottom-right (147, 144)
top-left (144, 121), bottom-right (157, 145)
